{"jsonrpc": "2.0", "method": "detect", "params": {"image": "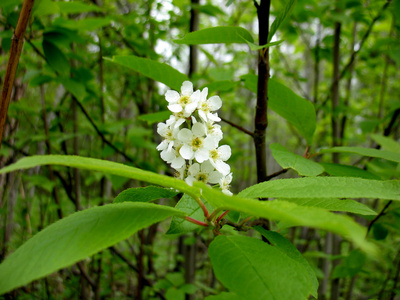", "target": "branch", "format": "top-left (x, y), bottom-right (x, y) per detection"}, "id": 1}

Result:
top-left (72, 97), bottom-right (137, 165)
top-left (367, 200), bottom-right (392, 235)
top-left (265, 168), bottom-right (288, 181)
top-left (0, 0), bottom-right (36, 149)
top-left (220, 116), bottom-right (254, 137)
